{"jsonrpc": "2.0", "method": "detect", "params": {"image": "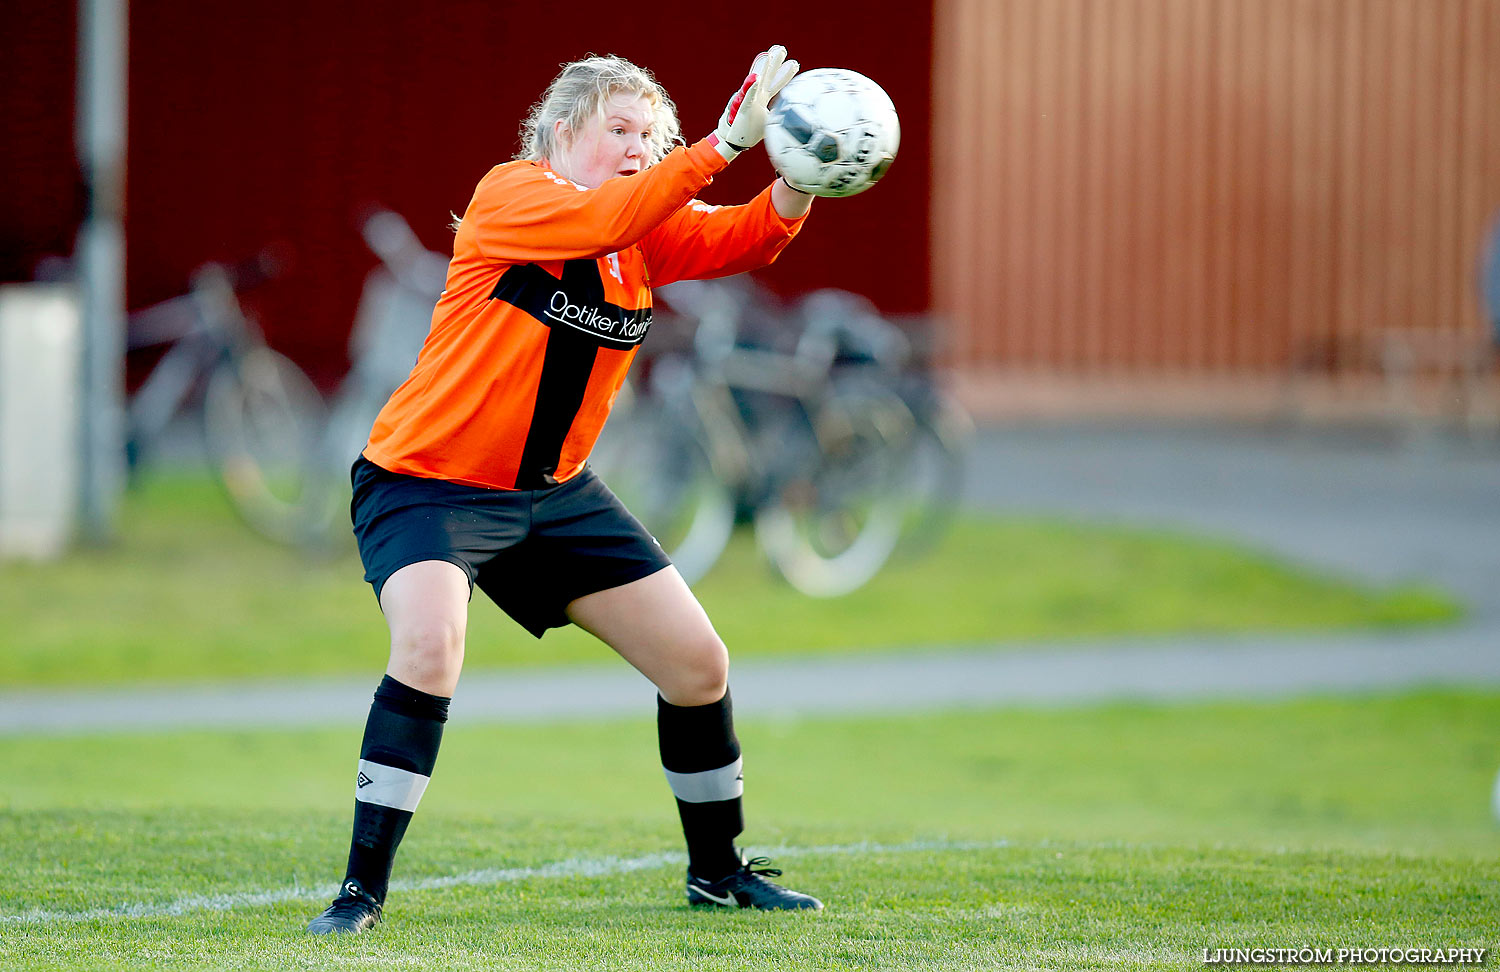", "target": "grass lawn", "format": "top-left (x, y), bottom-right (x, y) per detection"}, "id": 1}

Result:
top-left (0, 471), bottom-right (1459, 688)
top-left (2, 692), bottom-right (1496, 970)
